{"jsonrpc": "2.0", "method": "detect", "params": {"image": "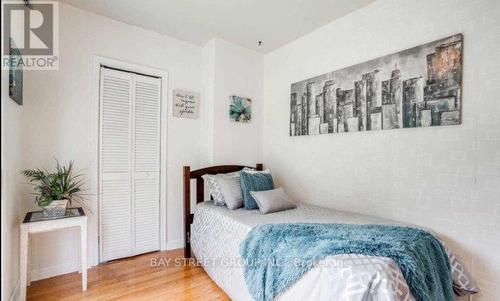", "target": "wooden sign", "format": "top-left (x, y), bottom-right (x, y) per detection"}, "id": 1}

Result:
top-left (173, 89), bottom-right (199, 119)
